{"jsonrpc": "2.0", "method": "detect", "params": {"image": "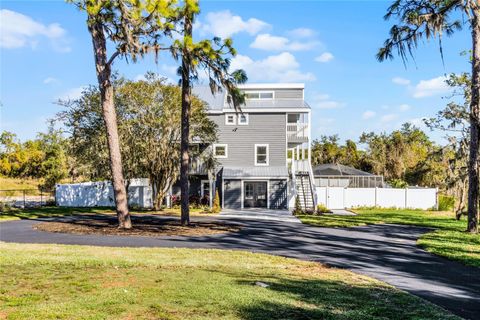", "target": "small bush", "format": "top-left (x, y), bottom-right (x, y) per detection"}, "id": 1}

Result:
top-left (211, 190), bottom-right (221, 213)
top-left (389, 179), bottom-right (408, 188)
top-left (0, 201), bottom-right (12, 212)
top-left (316, 203), bottom-right (330, 214)
top-left (292, 195), bottom-right (304, 215)
top-left (438, 194), bottom-right (454, 211)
